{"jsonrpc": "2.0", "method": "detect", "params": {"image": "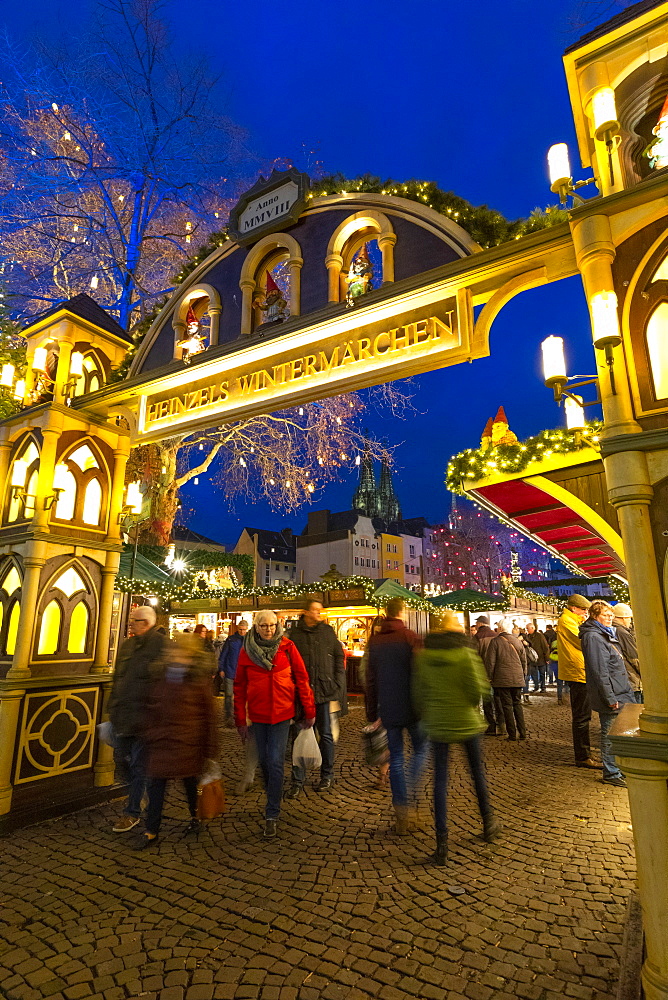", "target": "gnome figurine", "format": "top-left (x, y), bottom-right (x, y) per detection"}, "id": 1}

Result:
top-left (646, 93), bottom-right (668, 170)
top-left (176, 305), bottom-right (207, 364)
top-left (346, 244), bottom-right (374, 307)
top-left (491, 406), bottom-right (518, 447)
top-left (480, 416), bottom-right (494, 452)
top-left (255, 271), bottom-right (289, 325)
